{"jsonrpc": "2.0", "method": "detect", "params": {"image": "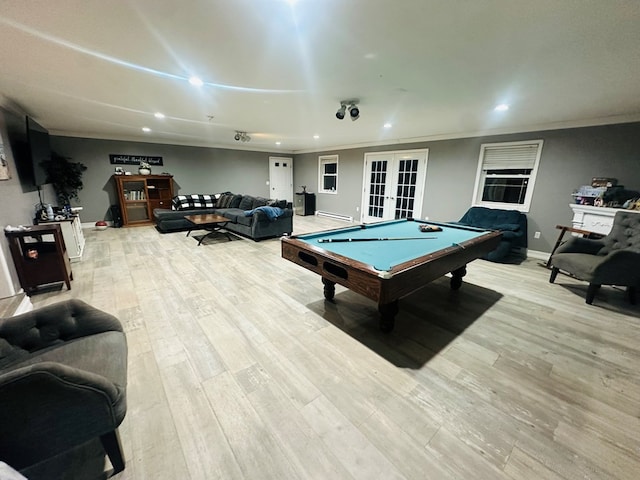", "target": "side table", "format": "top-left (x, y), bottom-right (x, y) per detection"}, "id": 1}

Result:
top-left (4, 224), bottom-right (72, 295)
